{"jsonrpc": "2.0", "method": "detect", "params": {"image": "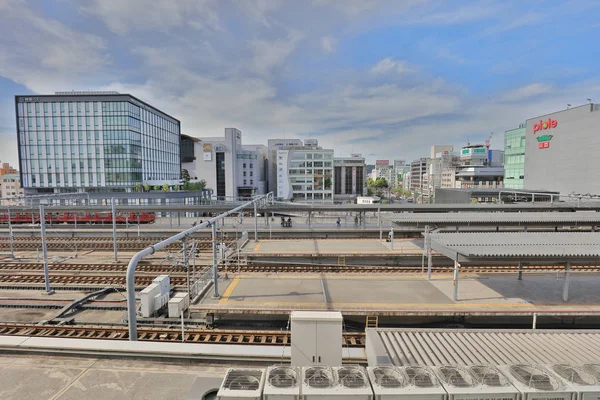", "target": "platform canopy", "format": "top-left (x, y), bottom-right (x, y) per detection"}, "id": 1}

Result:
top-left (429, 232), bottom-right (600, 263)
top-left (387, 211), bottom-right (600, 226)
